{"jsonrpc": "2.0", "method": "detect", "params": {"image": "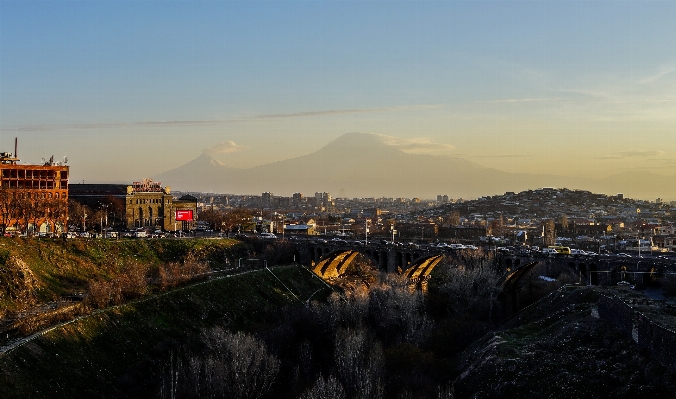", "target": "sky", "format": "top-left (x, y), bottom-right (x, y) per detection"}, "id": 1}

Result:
top-left (1, 0), bottom-right (675, 189)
